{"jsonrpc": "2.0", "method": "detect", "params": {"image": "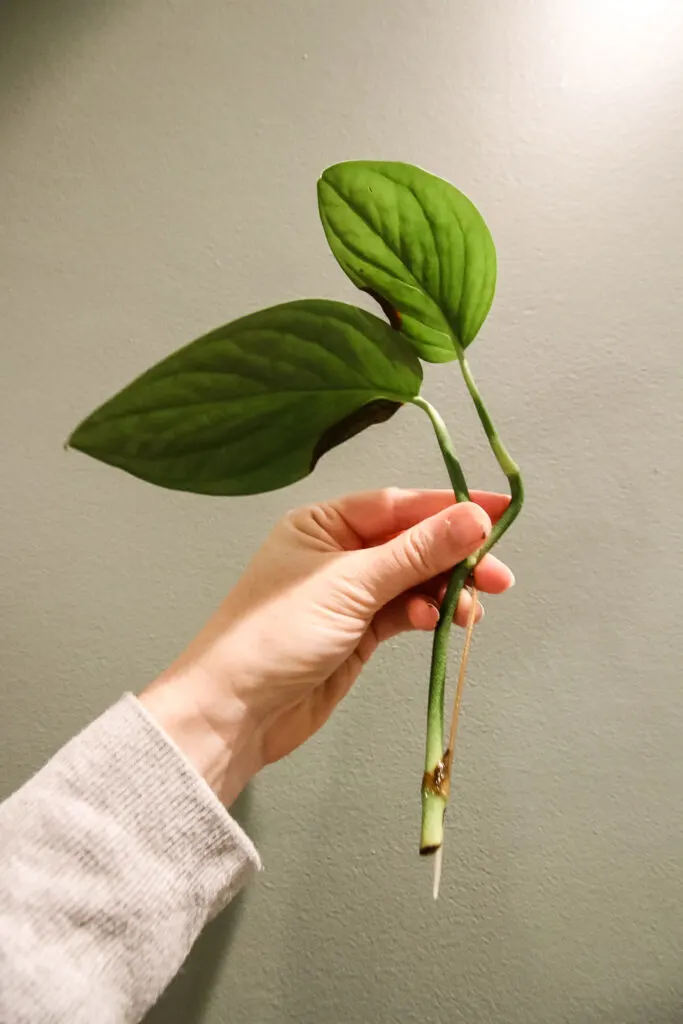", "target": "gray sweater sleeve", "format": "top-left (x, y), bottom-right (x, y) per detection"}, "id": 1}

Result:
top-left (0, 694), bottom-right (261, 1024)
